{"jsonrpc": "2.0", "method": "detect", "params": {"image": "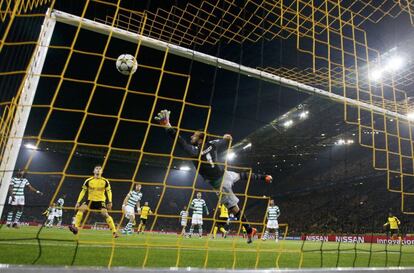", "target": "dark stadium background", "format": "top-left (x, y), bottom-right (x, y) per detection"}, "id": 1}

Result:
top-left (1, 0), bottom-right (413, 235)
